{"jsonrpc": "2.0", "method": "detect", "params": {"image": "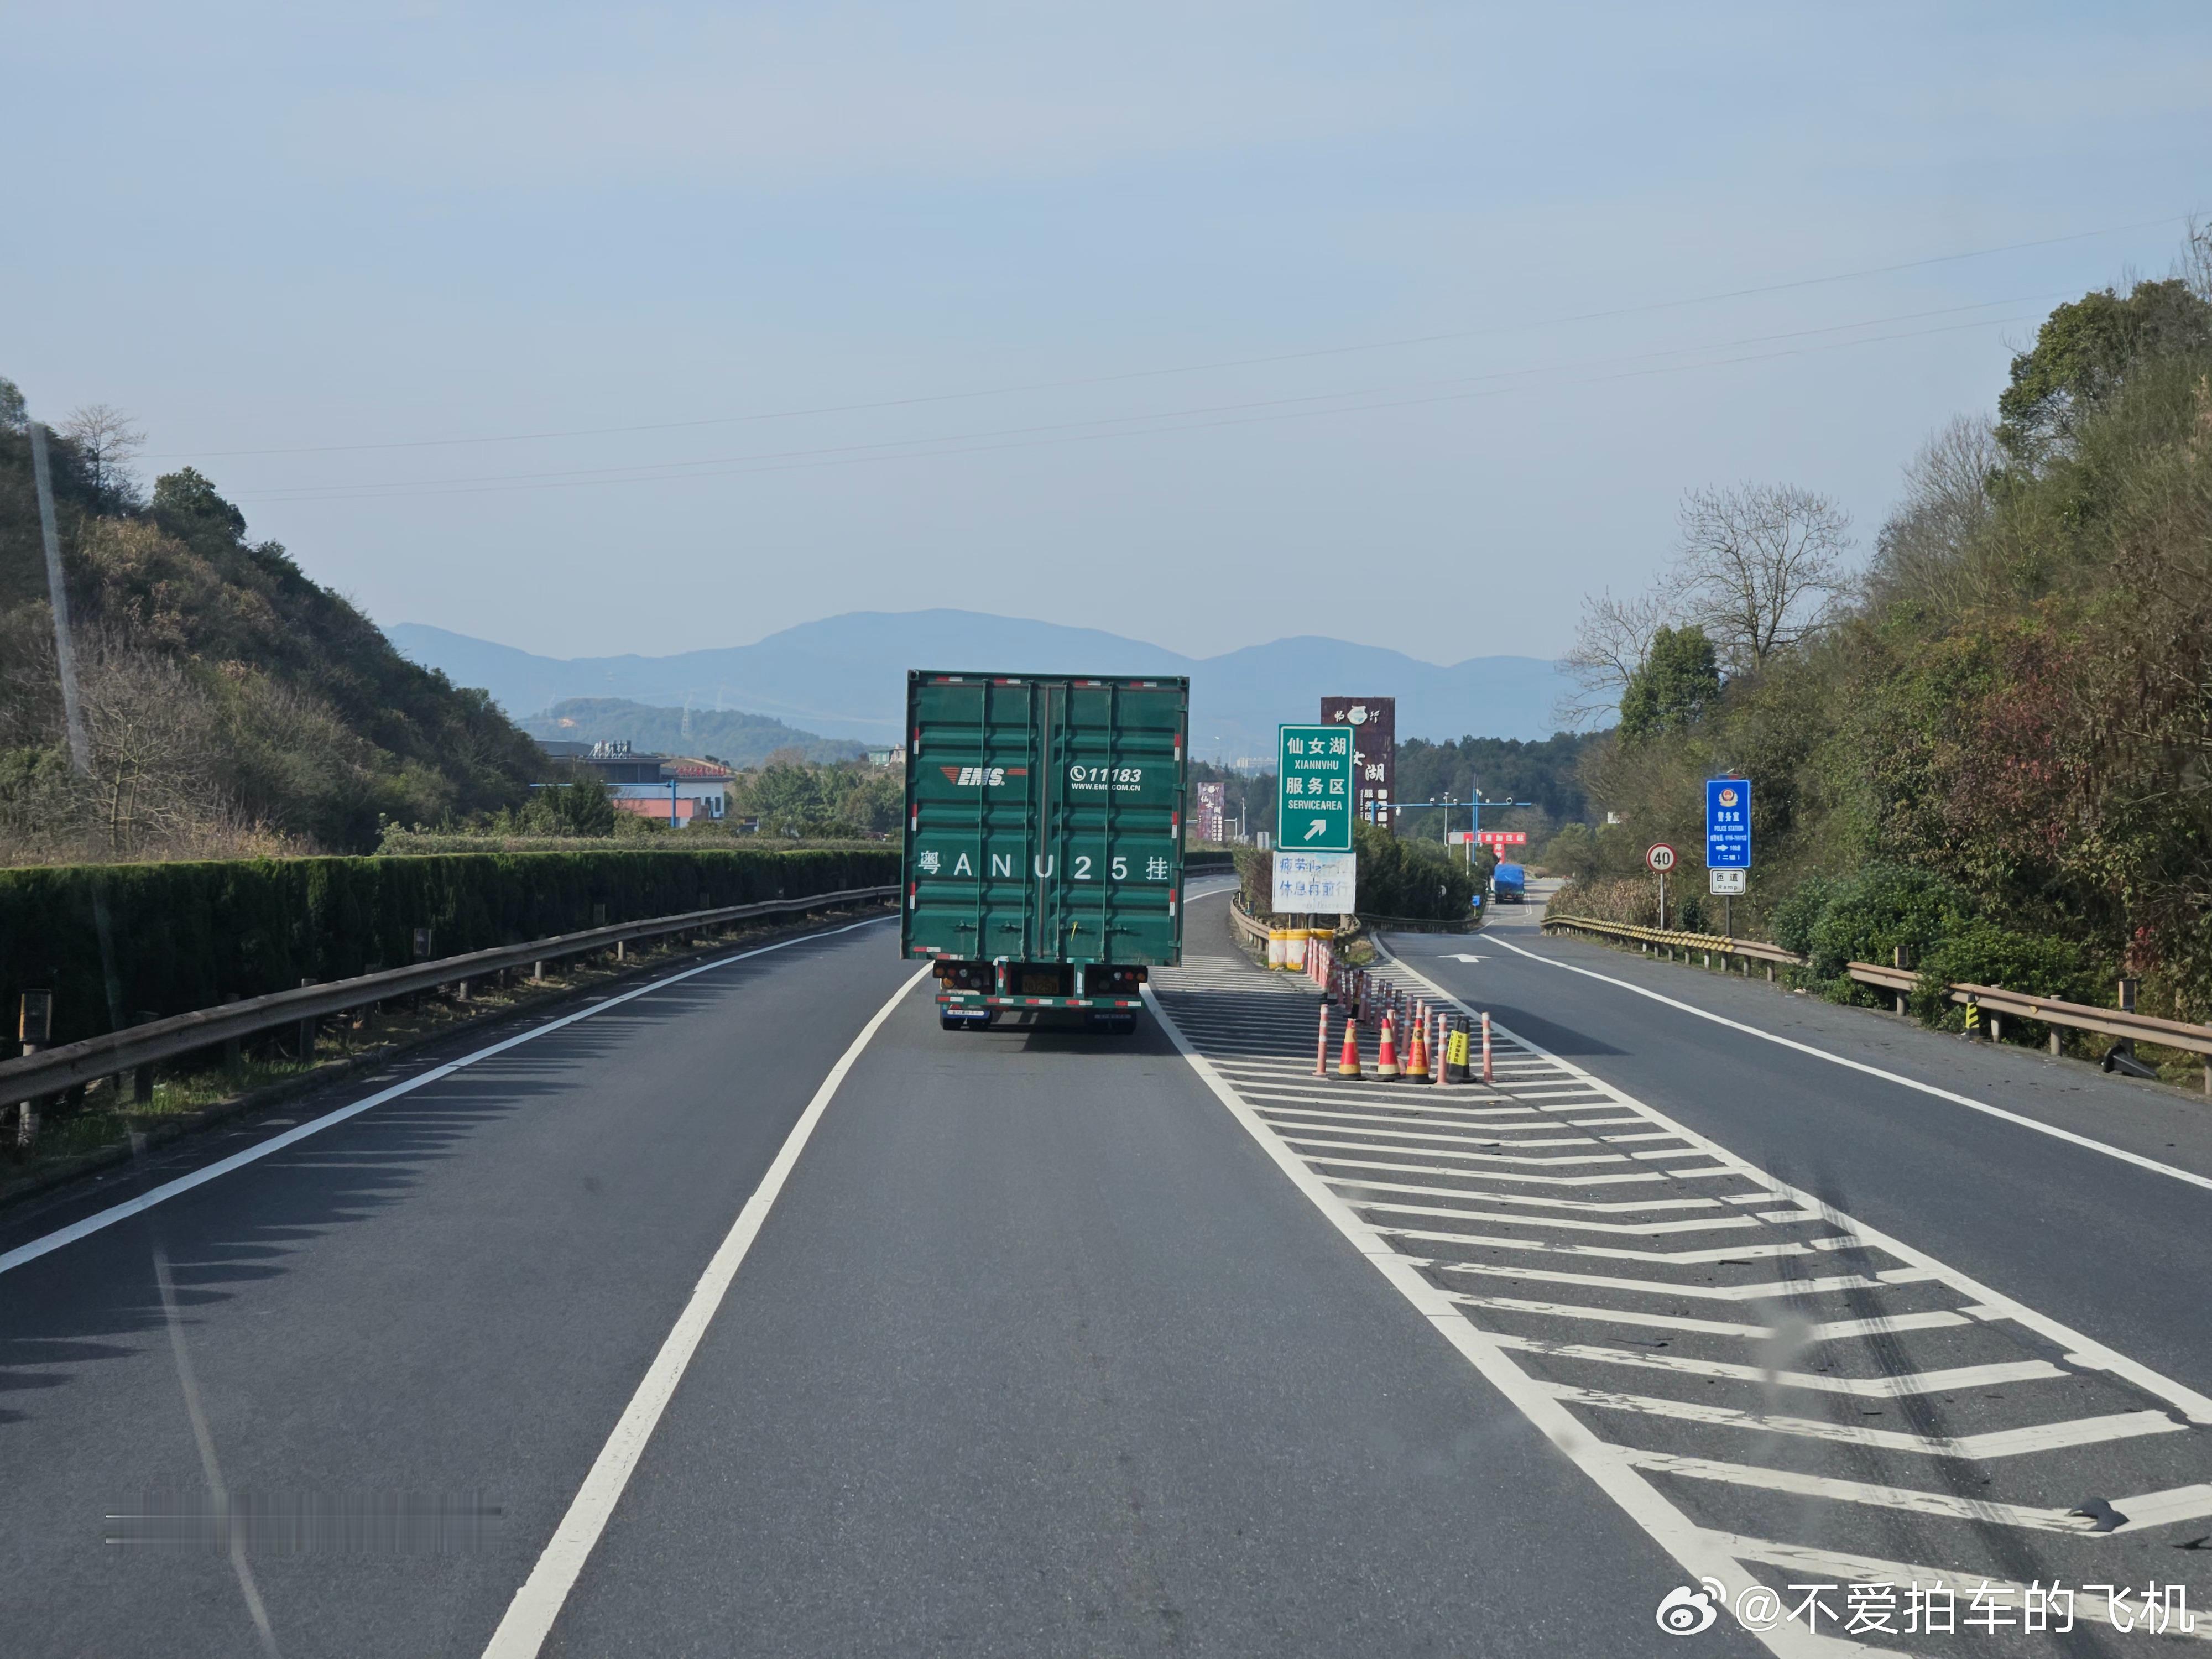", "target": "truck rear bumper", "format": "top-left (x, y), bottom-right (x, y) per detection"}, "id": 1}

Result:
top-left (936, 993), bottom-right (1143, 1012)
